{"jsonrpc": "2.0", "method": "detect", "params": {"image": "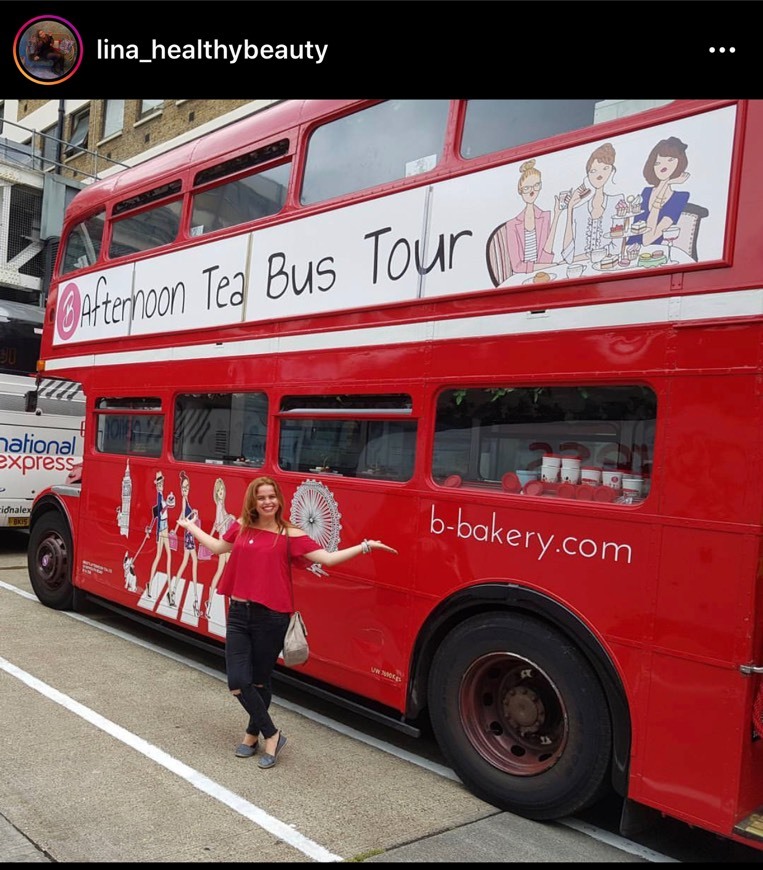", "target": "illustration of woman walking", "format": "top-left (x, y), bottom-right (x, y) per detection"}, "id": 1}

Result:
top-left (168, 470), bottom-right (200, 614)
top-left (146, 470), bottom-right (175, 599)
